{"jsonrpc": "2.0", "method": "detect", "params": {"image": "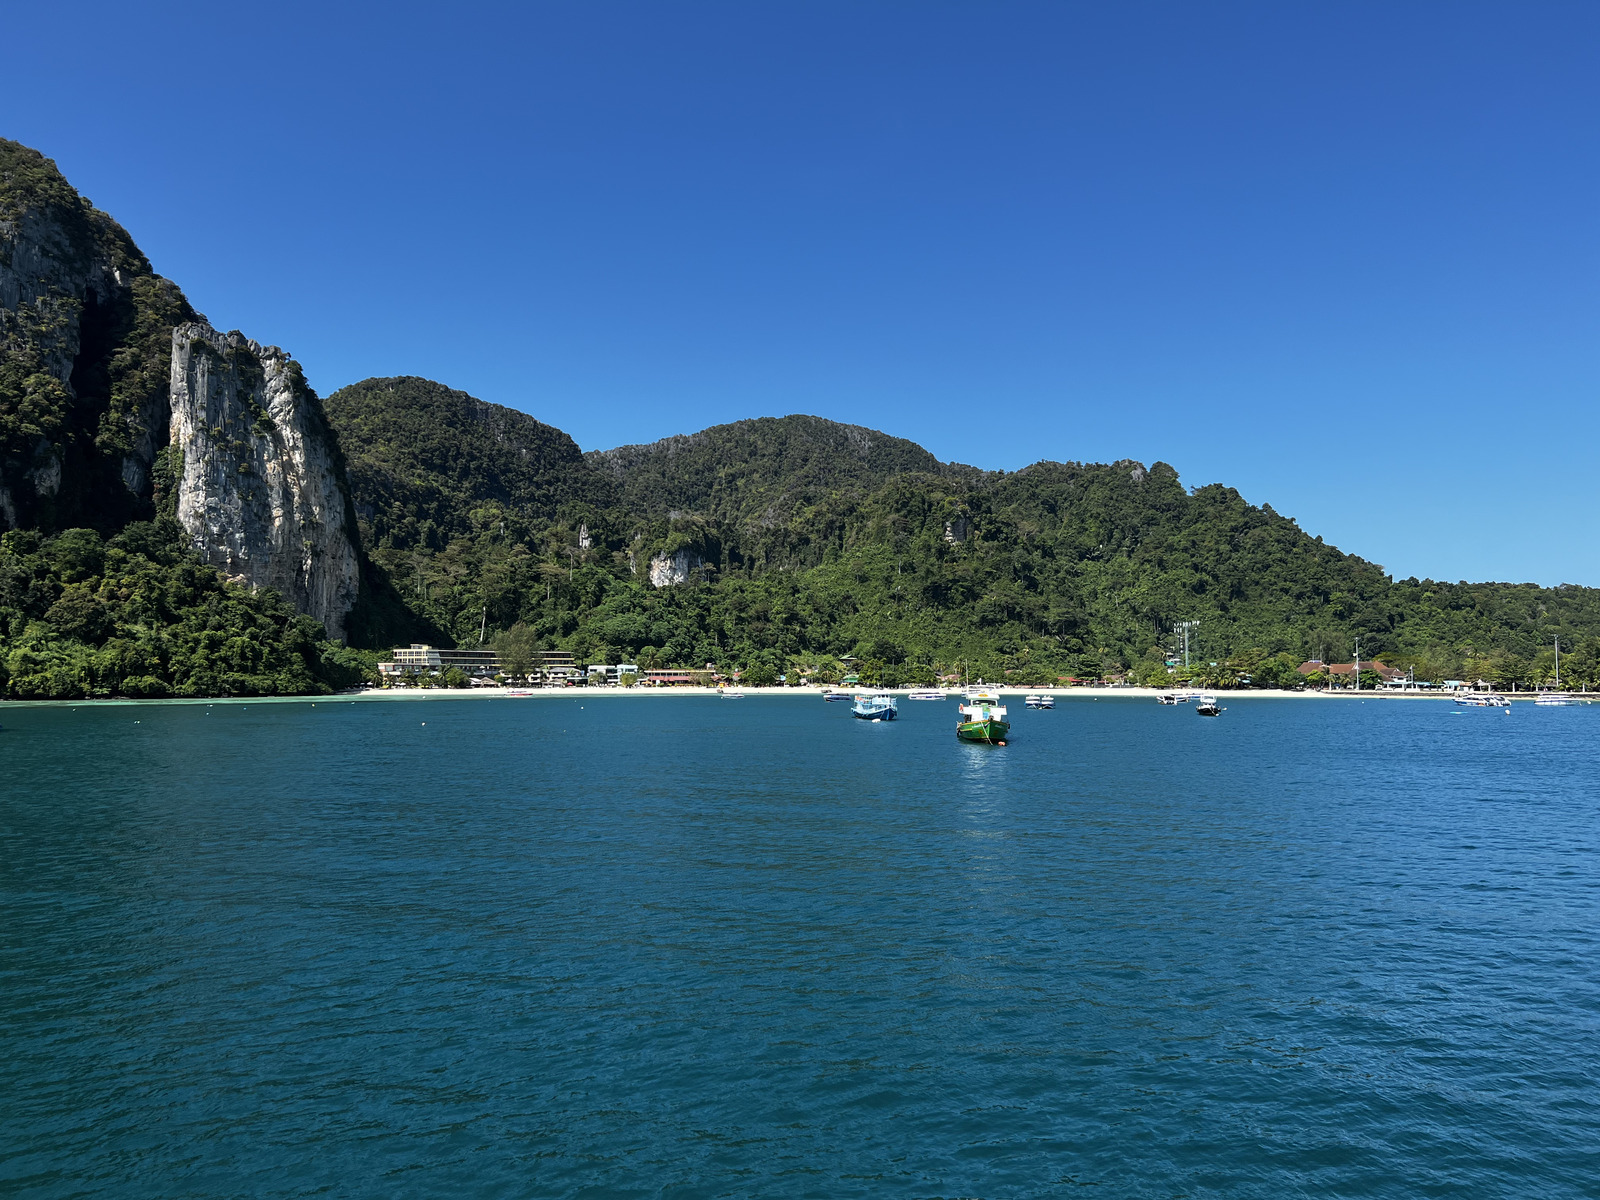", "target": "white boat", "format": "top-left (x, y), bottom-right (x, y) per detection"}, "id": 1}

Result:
top-left (505, 688), bottom-right (535, 697)
top-left (720, 689), bottom-right (746, 699)
top-left (1537, 638), bottom-right (1579, 704)
top-left (905, 689), bottom-right (947, 701)
top-left (1455, 692), bottom-right (1510, 708)
top-left (822, 689), bottom-right (854, 702)
top-left (1157, 690), bottom-right (1197, 705)
top-left (852, 692), bottom-right (898, 721)
top-left (964, 689), bottom-right (1002, 702)
top-left (1023, 694), bottom-right (1054, 709)
top-left (1195, 694), bottom-right (1223, 716)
